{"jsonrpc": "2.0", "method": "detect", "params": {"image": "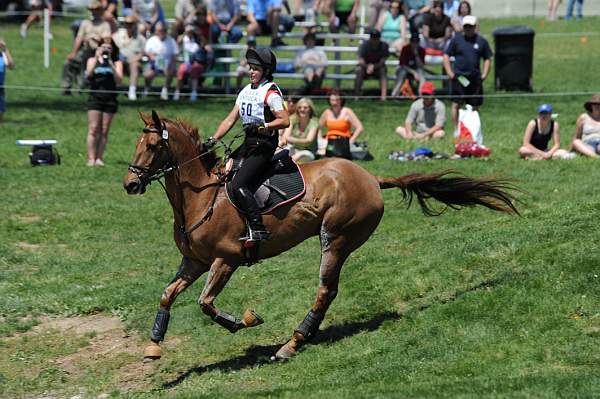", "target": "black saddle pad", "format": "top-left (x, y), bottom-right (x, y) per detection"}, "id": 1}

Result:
top-left (226, 152), bottom-right (306, 214)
